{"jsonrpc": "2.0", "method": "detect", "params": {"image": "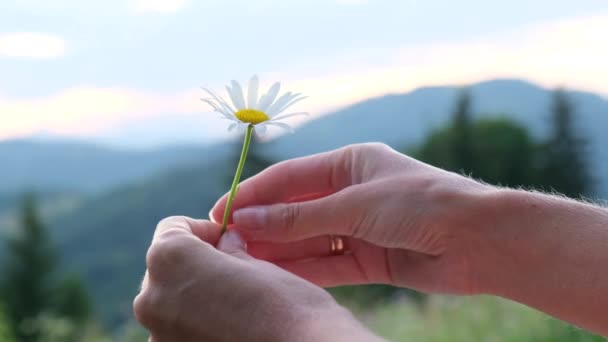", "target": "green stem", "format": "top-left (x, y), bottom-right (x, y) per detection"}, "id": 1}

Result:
top-left (222, 124), bottom-right (254, 233)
